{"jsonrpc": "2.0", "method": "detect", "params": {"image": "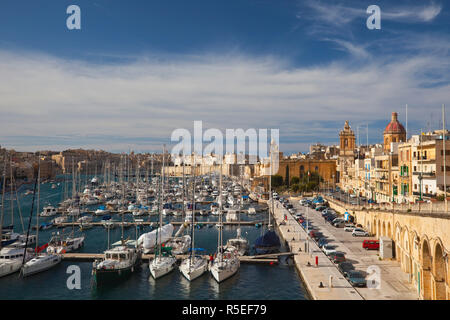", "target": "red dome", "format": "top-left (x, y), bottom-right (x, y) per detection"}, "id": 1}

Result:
top-left (384, 112), bottom-right (406, 134)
